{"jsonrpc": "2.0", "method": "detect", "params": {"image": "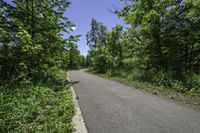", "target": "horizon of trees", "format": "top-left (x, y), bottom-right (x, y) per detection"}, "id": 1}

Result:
top-left (86, 0), bottom-right (200, 94)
